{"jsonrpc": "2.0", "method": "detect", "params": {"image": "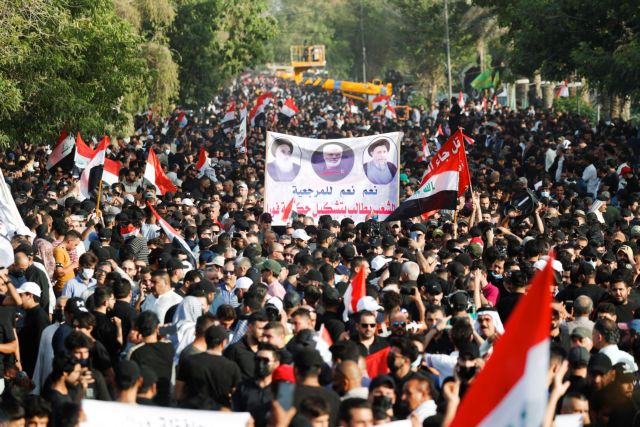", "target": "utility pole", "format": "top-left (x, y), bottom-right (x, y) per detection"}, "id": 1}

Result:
top-left (360, 0), bottom-right (367, 82)
top-left (444, 0), bottom-right (452, 101)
